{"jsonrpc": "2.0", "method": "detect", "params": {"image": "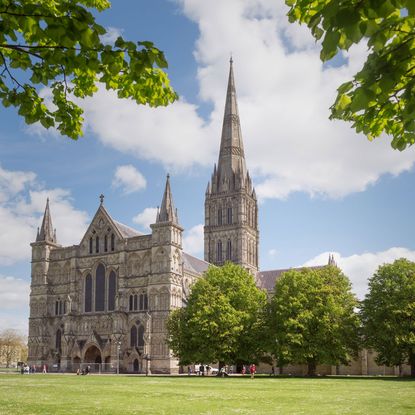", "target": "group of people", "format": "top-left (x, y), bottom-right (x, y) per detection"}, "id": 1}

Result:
top-left (241, 364), bottom-right (256, 379)
top-left (20, 364), bottom-right (47, 374)
top-left (76, 365), bottom-right (91, 375)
